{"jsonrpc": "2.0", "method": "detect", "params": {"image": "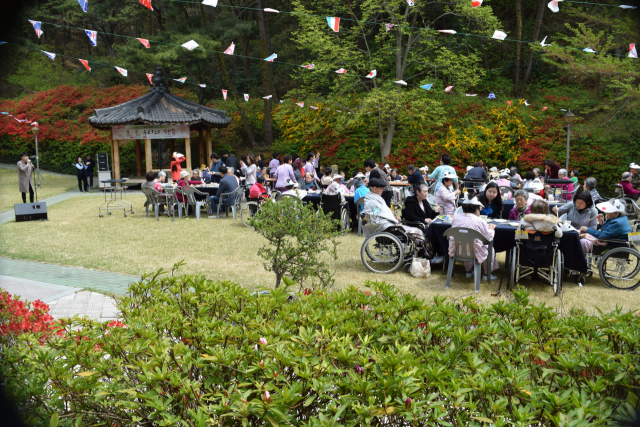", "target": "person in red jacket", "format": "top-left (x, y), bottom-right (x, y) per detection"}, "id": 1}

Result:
top-left (170, 152), bottom-right (186, 182)
top-left (250, 175), bottom-right (270, 201)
